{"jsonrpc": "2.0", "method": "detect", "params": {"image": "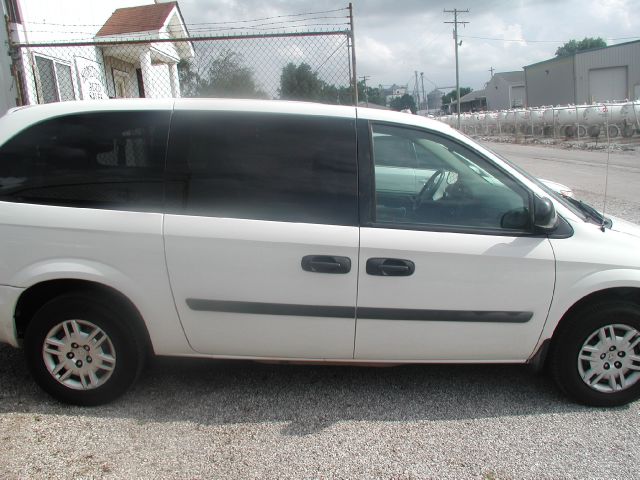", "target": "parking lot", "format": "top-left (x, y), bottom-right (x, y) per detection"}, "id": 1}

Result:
top-left (1, 142), bottom-right (640, 480)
